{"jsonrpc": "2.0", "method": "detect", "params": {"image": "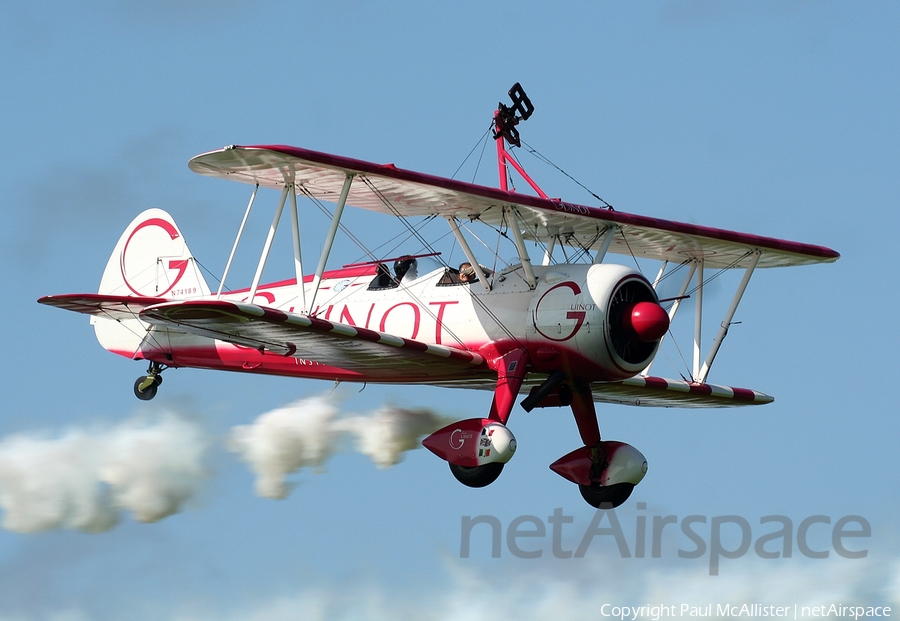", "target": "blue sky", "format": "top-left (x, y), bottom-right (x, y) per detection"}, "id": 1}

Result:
top-left (1, 2), bottom-right (899, 619)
